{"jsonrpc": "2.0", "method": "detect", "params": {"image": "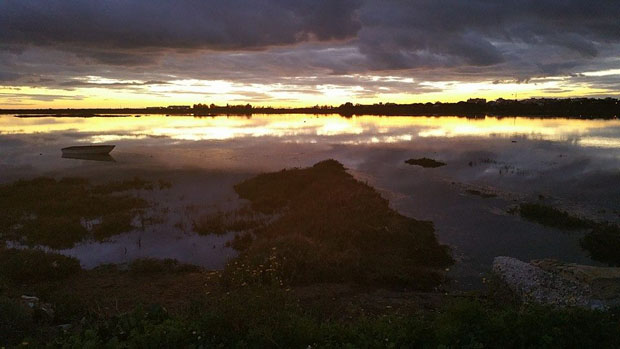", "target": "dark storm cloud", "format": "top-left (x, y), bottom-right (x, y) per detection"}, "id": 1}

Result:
top-left (357, 0), bottom-right (620, 73)
top-left (0, 0), bottom-right (619, 92)
top-left (0, 0), bottom-right (362, 53)
top-left (0, 71), bottom-right (21, 82)
top-left (58, 79), bottom-right (169, 89)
